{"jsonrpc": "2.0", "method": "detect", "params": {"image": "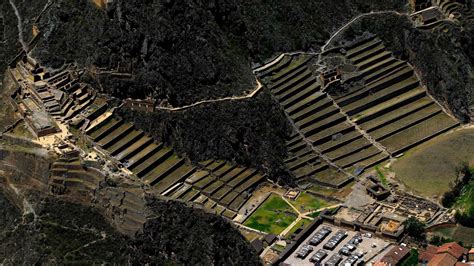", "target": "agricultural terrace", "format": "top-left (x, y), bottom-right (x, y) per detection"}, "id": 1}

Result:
top-left (17, 62), bottom-right (266, 221)
top-left (243, 194), bottom-right (298, 235)
top-left (392, 128), bottom-right (474, 197)
top-left (257, 36), bottom-right (459, 189)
